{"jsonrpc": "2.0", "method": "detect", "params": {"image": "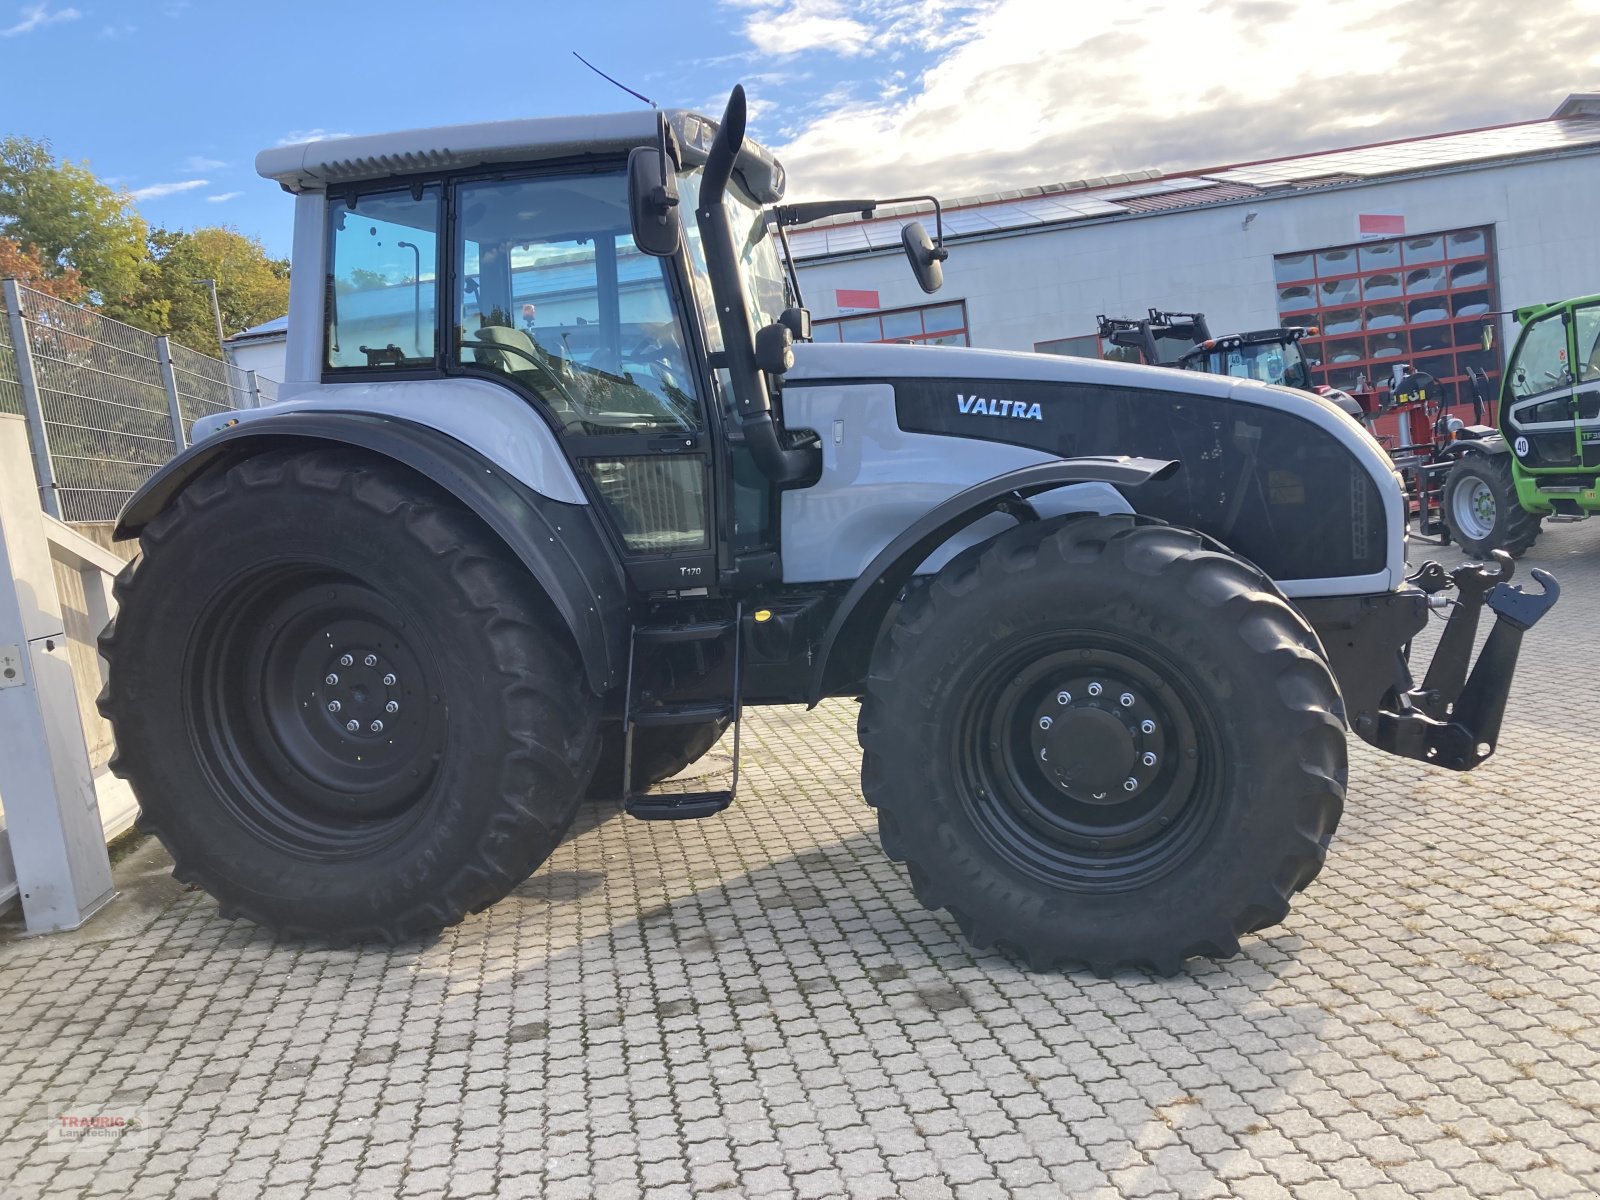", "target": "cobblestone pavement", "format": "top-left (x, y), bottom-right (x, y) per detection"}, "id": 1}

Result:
top-left (1, 523), bottom-right (1598, 1200)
